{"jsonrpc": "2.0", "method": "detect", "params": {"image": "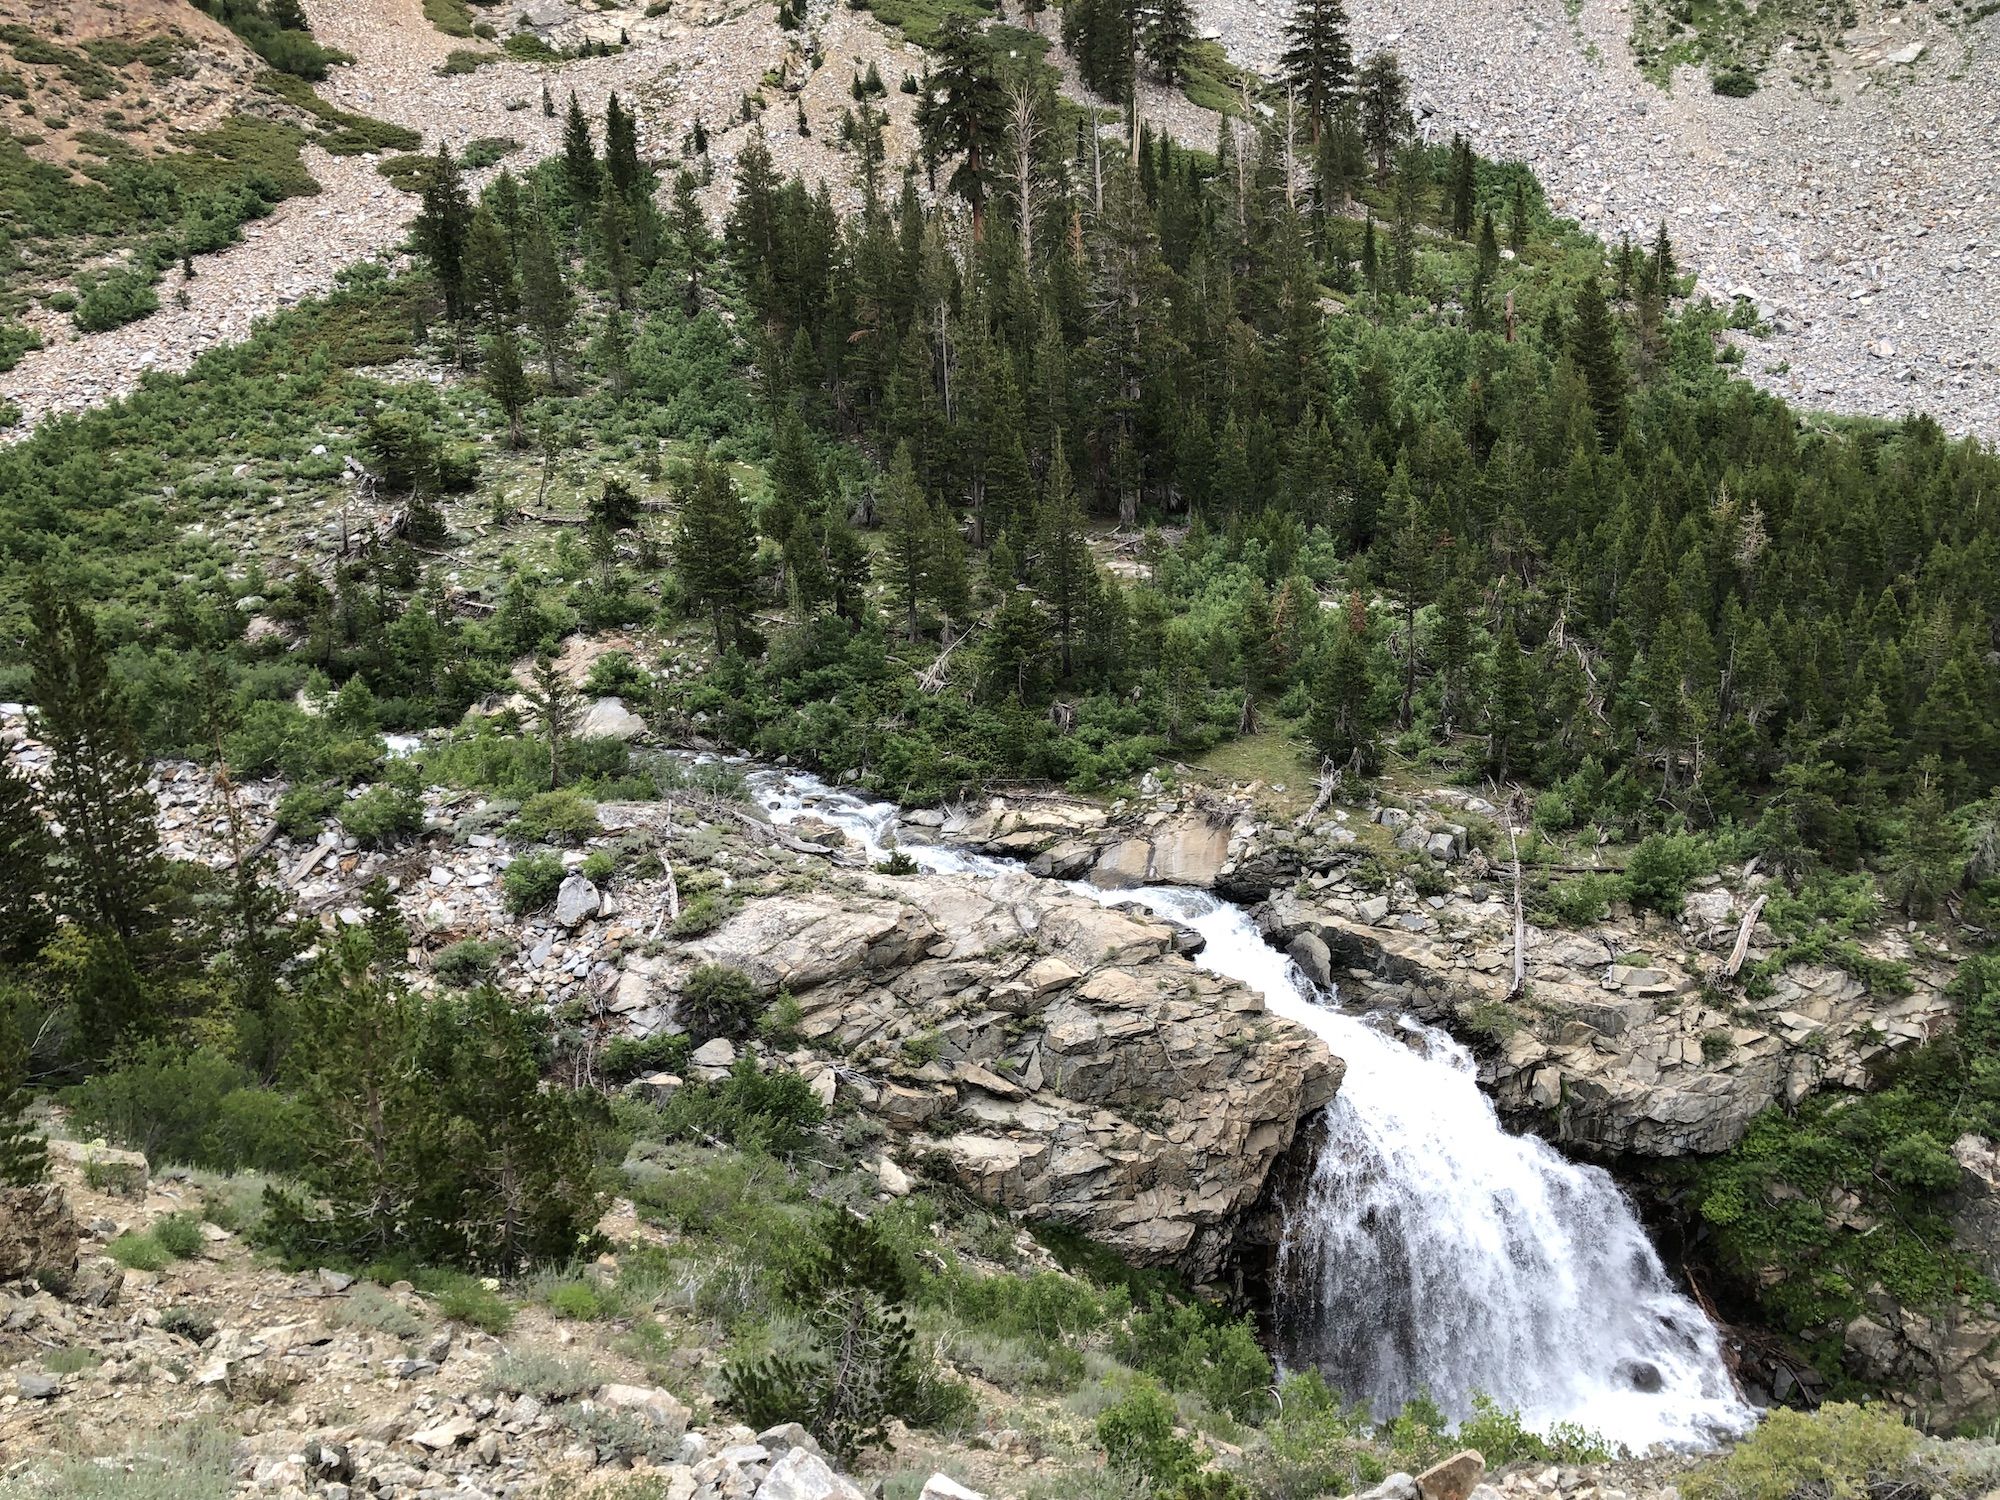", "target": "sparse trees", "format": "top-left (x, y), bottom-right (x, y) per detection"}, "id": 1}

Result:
top-left (1281, 0), bottom-right (1353, 143)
